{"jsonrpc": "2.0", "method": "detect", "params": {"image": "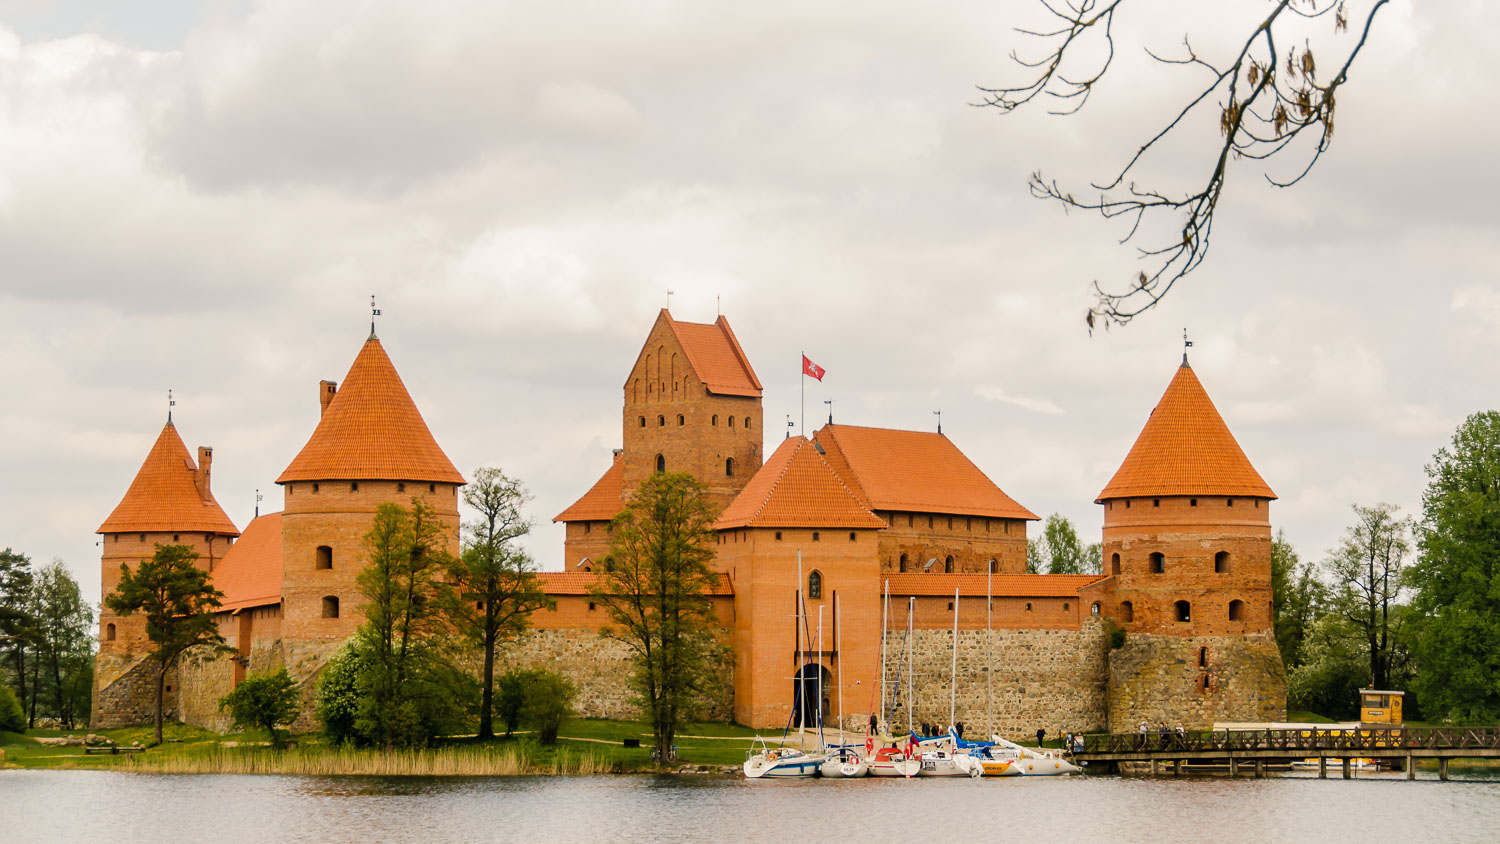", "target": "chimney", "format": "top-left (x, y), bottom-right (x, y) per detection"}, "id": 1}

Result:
top-left (319, 380), bottom-right (338, 417)
top-left (196, 446), bottom-right (214, 505)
